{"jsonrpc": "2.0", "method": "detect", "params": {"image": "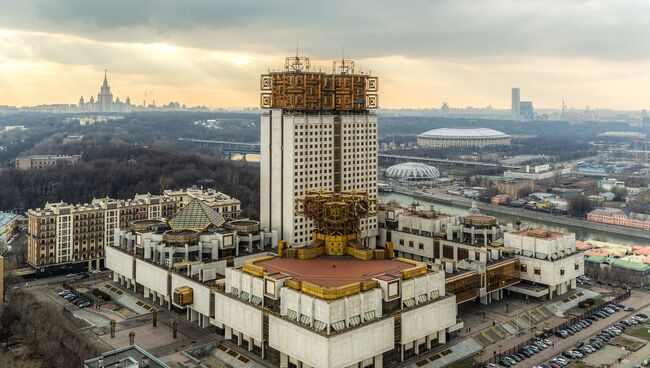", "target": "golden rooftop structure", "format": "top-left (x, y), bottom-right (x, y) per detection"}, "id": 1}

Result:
top-left (260, 55), bottom-right (378, 111)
